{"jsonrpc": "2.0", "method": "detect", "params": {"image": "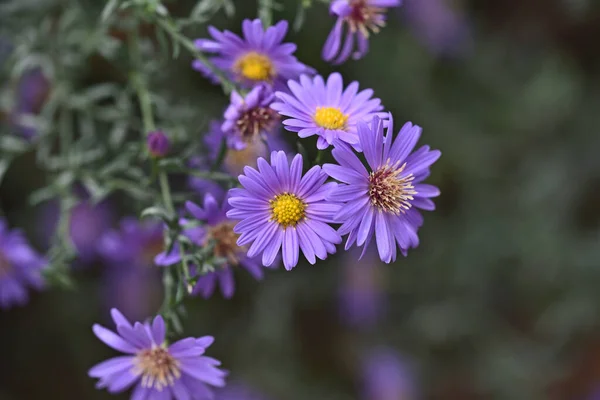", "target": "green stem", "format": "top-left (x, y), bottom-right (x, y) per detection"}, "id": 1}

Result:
top-left (258, 0), bottom-right (274, 27)
top-left (156, 18), bottom-right (237, 95)
top-left (158, 170), bottom-right (175, 215)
